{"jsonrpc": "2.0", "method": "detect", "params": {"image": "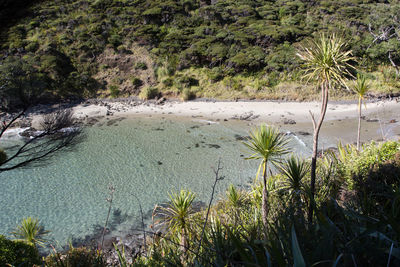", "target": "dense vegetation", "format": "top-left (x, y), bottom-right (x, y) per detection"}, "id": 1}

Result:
top-left (1, 0), bottom-right (400, 101)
